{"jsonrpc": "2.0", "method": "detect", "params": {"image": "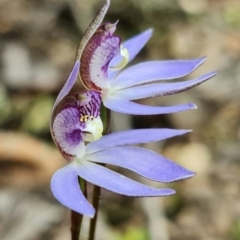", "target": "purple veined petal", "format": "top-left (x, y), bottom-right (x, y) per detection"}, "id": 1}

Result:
top-left (51, 164), bottom-right (95, 217)
top-left (78, 91), bottom-right (102, 118)
top-left (80, 30), bottom-right (120, 91)
top-left (108, 29), bottom-right (153, 80)
top-left (52, 61), bottom-right (80, 113)
top-left (103, 96), bottom-right (196, 115)
top-left (86, 128), bottom-right (191, 154)
top-left (53, 107), bottom-right (85, 157)
top-left (77, 161), bottom-right (175, 196)
top-left (111, 57), bottom-right (206, 90)
top-left (86, 146), bottom-right (195, 182)
top-left (113, 72), bottom-right (217, 100)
